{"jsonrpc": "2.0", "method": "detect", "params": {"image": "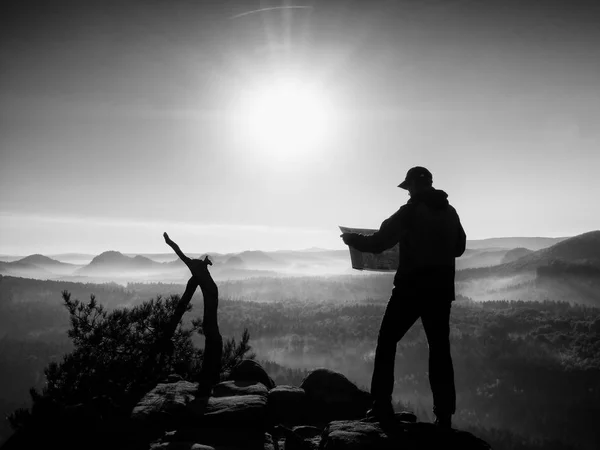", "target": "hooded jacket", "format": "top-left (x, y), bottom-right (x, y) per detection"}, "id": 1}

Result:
top-left (348, 188), bottom-right (466, 300)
